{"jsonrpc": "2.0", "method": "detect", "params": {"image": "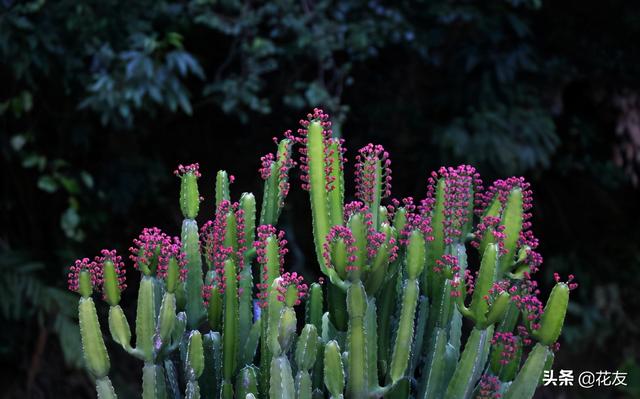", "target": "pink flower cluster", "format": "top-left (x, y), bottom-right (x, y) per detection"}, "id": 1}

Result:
top-left (68, 249), bottom-right (127, 296)
top-left (163, 236), bottom-right (188, 281)
top-left (433, 254), bottom-right (460, 274)
top-left (476, 374), bottom-right (502, 399)
top-left (450, 269), bottom-right (476, 298)
top-left (276, 272), bottom-right (308, 305)
top-left (95, 249), bottom-right (127, 294)
top-left (323, 225), bottom-right (358, 272)
top-left (392, 197), bottom-right (433, 246)
top-left (354, 143), bottom-right (392, 204)
top-left (422, 165), bottom-right (482, 244)
top-left (173, 163), bottom-right (201, 178)
top-left (297, 108), bottom-right (339, 192)
top-left (129, 227), bottom-right (185, 279)
top-left (259, 133), bottom-right (297, 206)
top-left (254, 224), bottom-right (288, 307)
top-left (201, 200), bottom-right (247, 294)
top-left (343, 201), bottom-right (399, 264)
top-left (67, 257), bottom-right (99, 293)
top-left (554, 272), bottom-right (579, 290)
top-left (491, 331), bottom-right (519, 365)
